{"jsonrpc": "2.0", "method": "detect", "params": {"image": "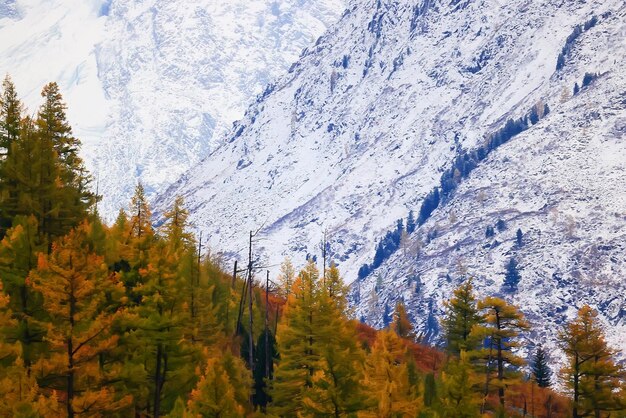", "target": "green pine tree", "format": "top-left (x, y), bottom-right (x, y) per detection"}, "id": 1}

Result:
top-left (531, 345), bottom-right (552, 388)
top-left (441, 280), bottom-right (484, 355)
top-left (0, 75), bottom-right (24, 237)
top-left (471, 297), bottom-right (529, 411)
